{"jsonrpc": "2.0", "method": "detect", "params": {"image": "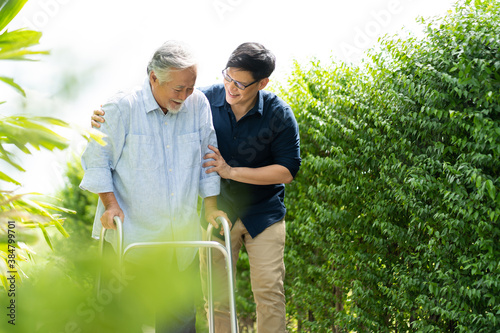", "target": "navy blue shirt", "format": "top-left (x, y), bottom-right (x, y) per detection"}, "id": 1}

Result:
top-left (200, 84), bottom-right (301, 238)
